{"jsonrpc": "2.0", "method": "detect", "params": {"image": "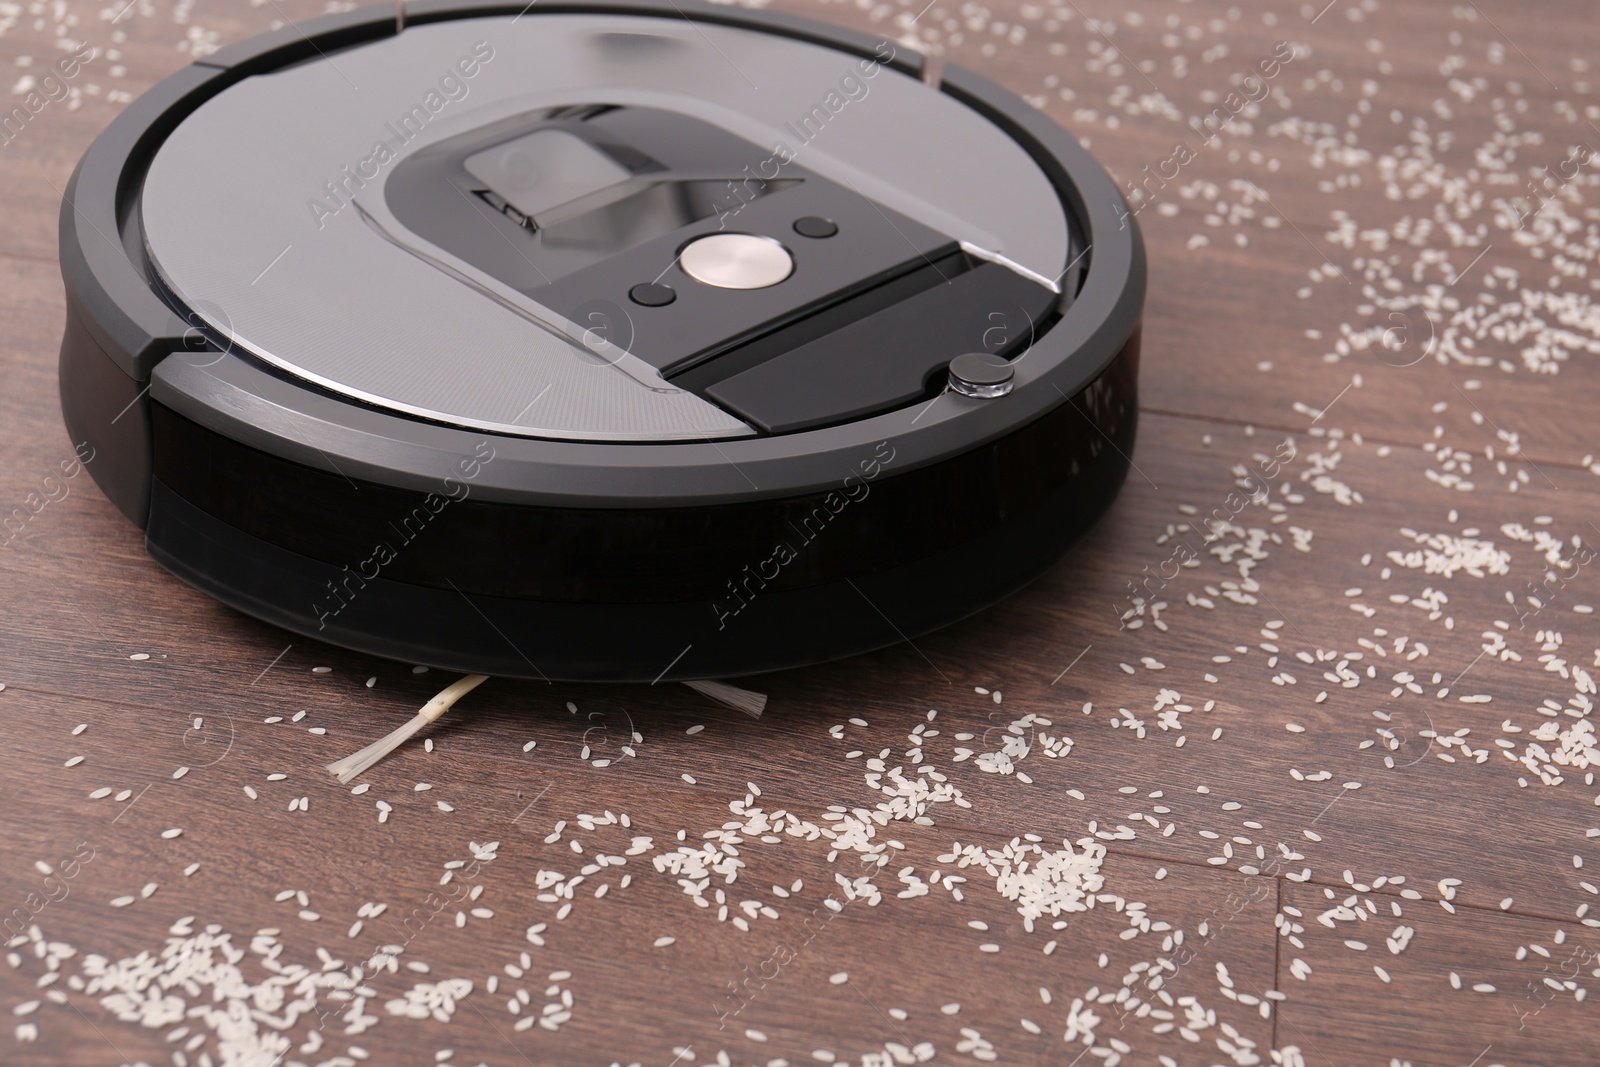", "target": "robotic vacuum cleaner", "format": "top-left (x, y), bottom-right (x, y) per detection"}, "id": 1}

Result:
top-left (58, 0), bottom-right (1144, 682)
